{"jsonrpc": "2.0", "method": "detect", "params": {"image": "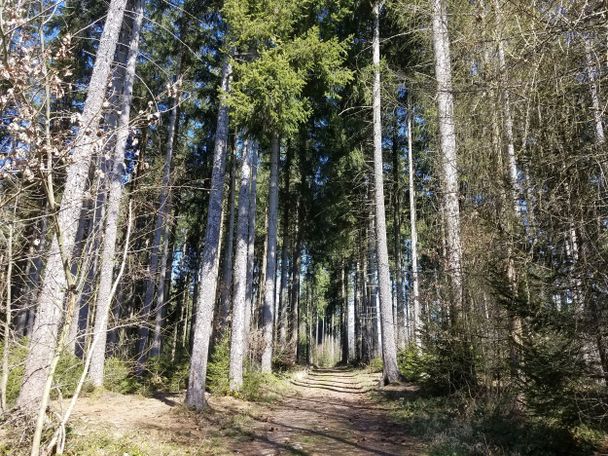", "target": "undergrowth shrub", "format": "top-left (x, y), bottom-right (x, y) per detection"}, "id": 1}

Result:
top-left (241, 371), bottom-right (289, 402)
top-left (103, 356), bottom-right (136, 393)
top-left (52, 351), bottom-right (84, 399)
top-left (1, 341), bottom-right (84, 405)
top-left (206, 333), bottom-right (230, 395)
top-left (390, 389), bottom-right (602, 455)
top-left (142, 354), bottom-right (189, 394)
top-left (1, 341), bottom-right (27, 406)
top-left (519, 328), bottom-right (608, 429)
top-left (367, 356), bottom-right (383, 373)
top-left (418, 328), bottom-right (478, 394)
top-left (397, 343), bottom-right (426, 382)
